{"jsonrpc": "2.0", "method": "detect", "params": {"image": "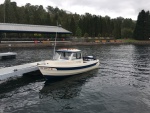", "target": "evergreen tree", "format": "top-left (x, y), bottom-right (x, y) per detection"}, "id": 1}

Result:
top-left (75, 26), bottom-right (82, 37)
top-left (70, 16), bottom-right (76, 35)
top-left (133, 10), bottom-right (150, 40)
top-left (0, 0), bottom-right (137, 39)
top-left (113, 17), bottom-right (123, 39)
